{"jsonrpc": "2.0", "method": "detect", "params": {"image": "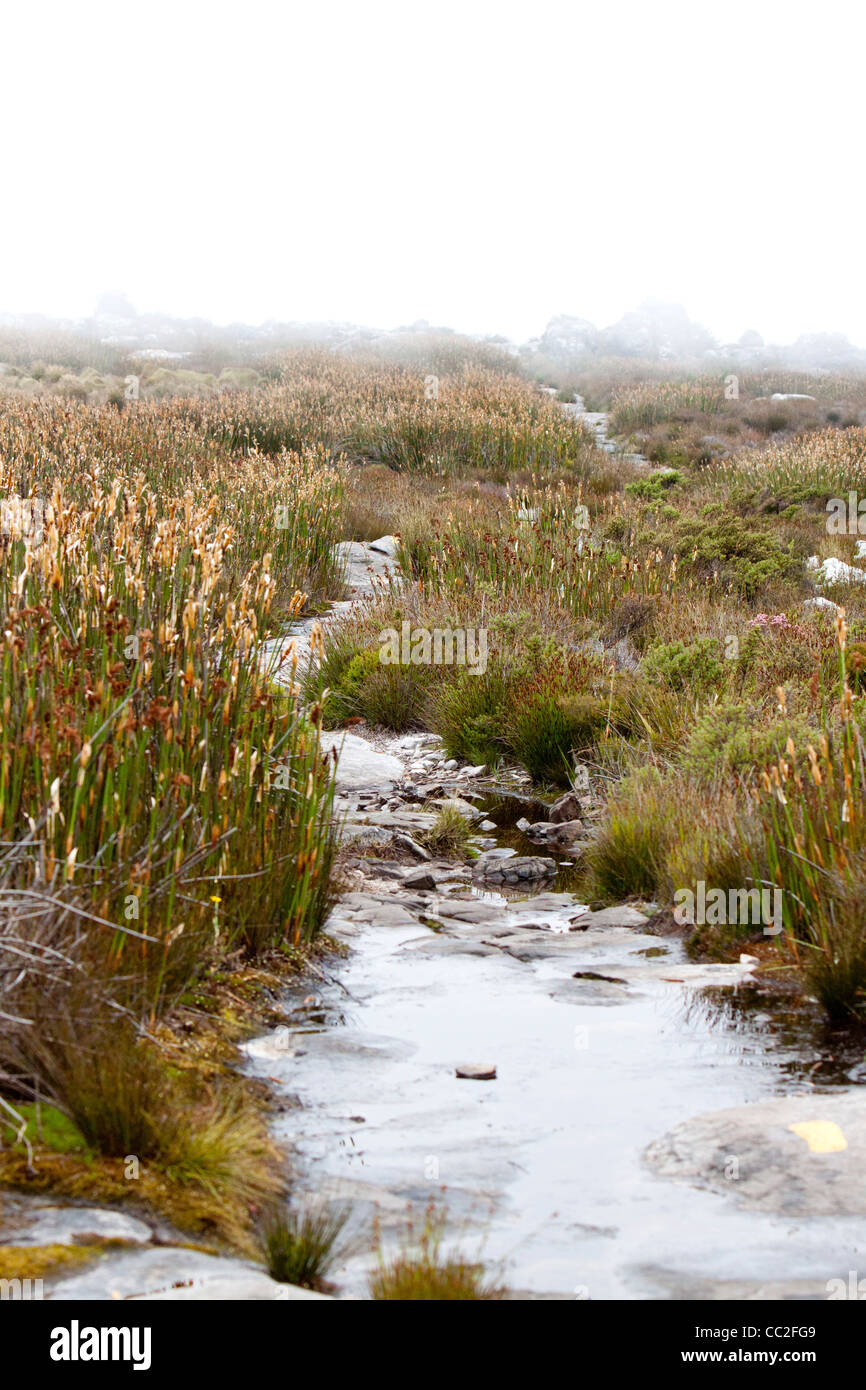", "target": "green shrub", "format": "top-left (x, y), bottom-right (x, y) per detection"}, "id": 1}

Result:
top-left (681, 703), bottom-right (814, 784)
top-left (624, 470), bottom-right (682, 500)
top-left (583, 767), bottom-right (670, 900)
top-left (315, 632), bottom-right (435, 730)
top-left (354, 659), bottom-right (433, 730)
top-left (430, 661), bottom-right (514, 766)
top-left (643, 637), bottom-right (726, 696)
top-left (664, 512), bottom-right (800, 598)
